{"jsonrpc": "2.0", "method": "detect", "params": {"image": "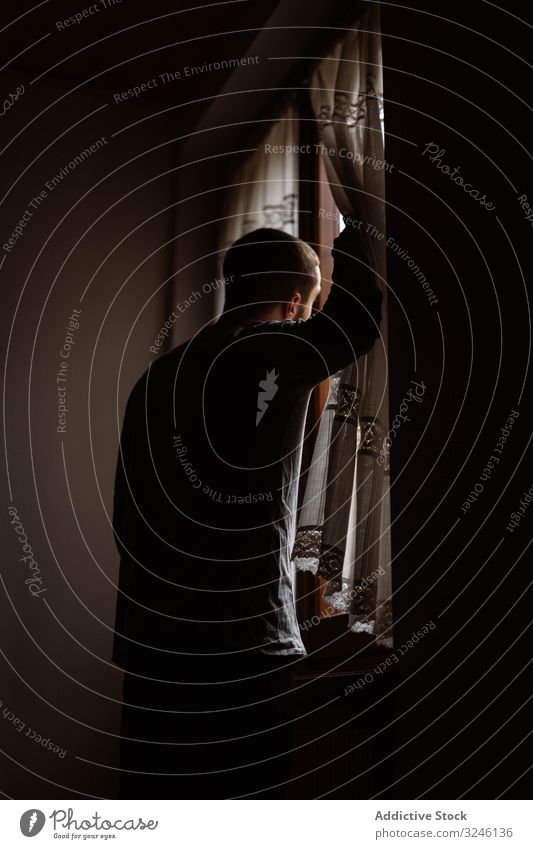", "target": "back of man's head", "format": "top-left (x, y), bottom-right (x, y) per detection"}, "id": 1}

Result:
top-left (222, 228), bottom-right (319, 317)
